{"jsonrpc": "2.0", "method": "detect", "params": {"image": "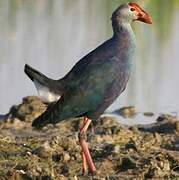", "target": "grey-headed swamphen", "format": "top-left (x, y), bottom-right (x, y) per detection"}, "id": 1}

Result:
top-left (24, 2), bottom-right (152, 174)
